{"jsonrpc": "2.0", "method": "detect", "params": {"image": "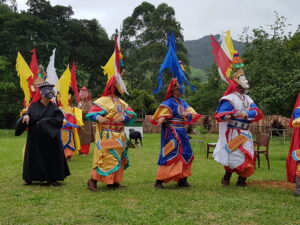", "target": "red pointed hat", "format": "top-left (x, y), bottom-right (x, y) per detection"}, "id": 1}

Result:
top-left (101, 76), bottom-right (117, 97)
top-left (80, 85), bottom-right (88, 91)
top-left (163, 78), bottom-right (180, 100)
